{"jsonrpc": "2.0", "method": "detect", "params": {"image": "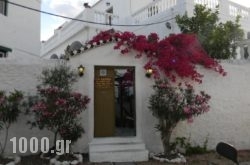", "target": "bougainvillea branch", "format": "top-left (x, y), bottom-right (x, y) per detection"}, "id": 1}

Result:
top-left (88, 30), bottom-right (226, 83)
